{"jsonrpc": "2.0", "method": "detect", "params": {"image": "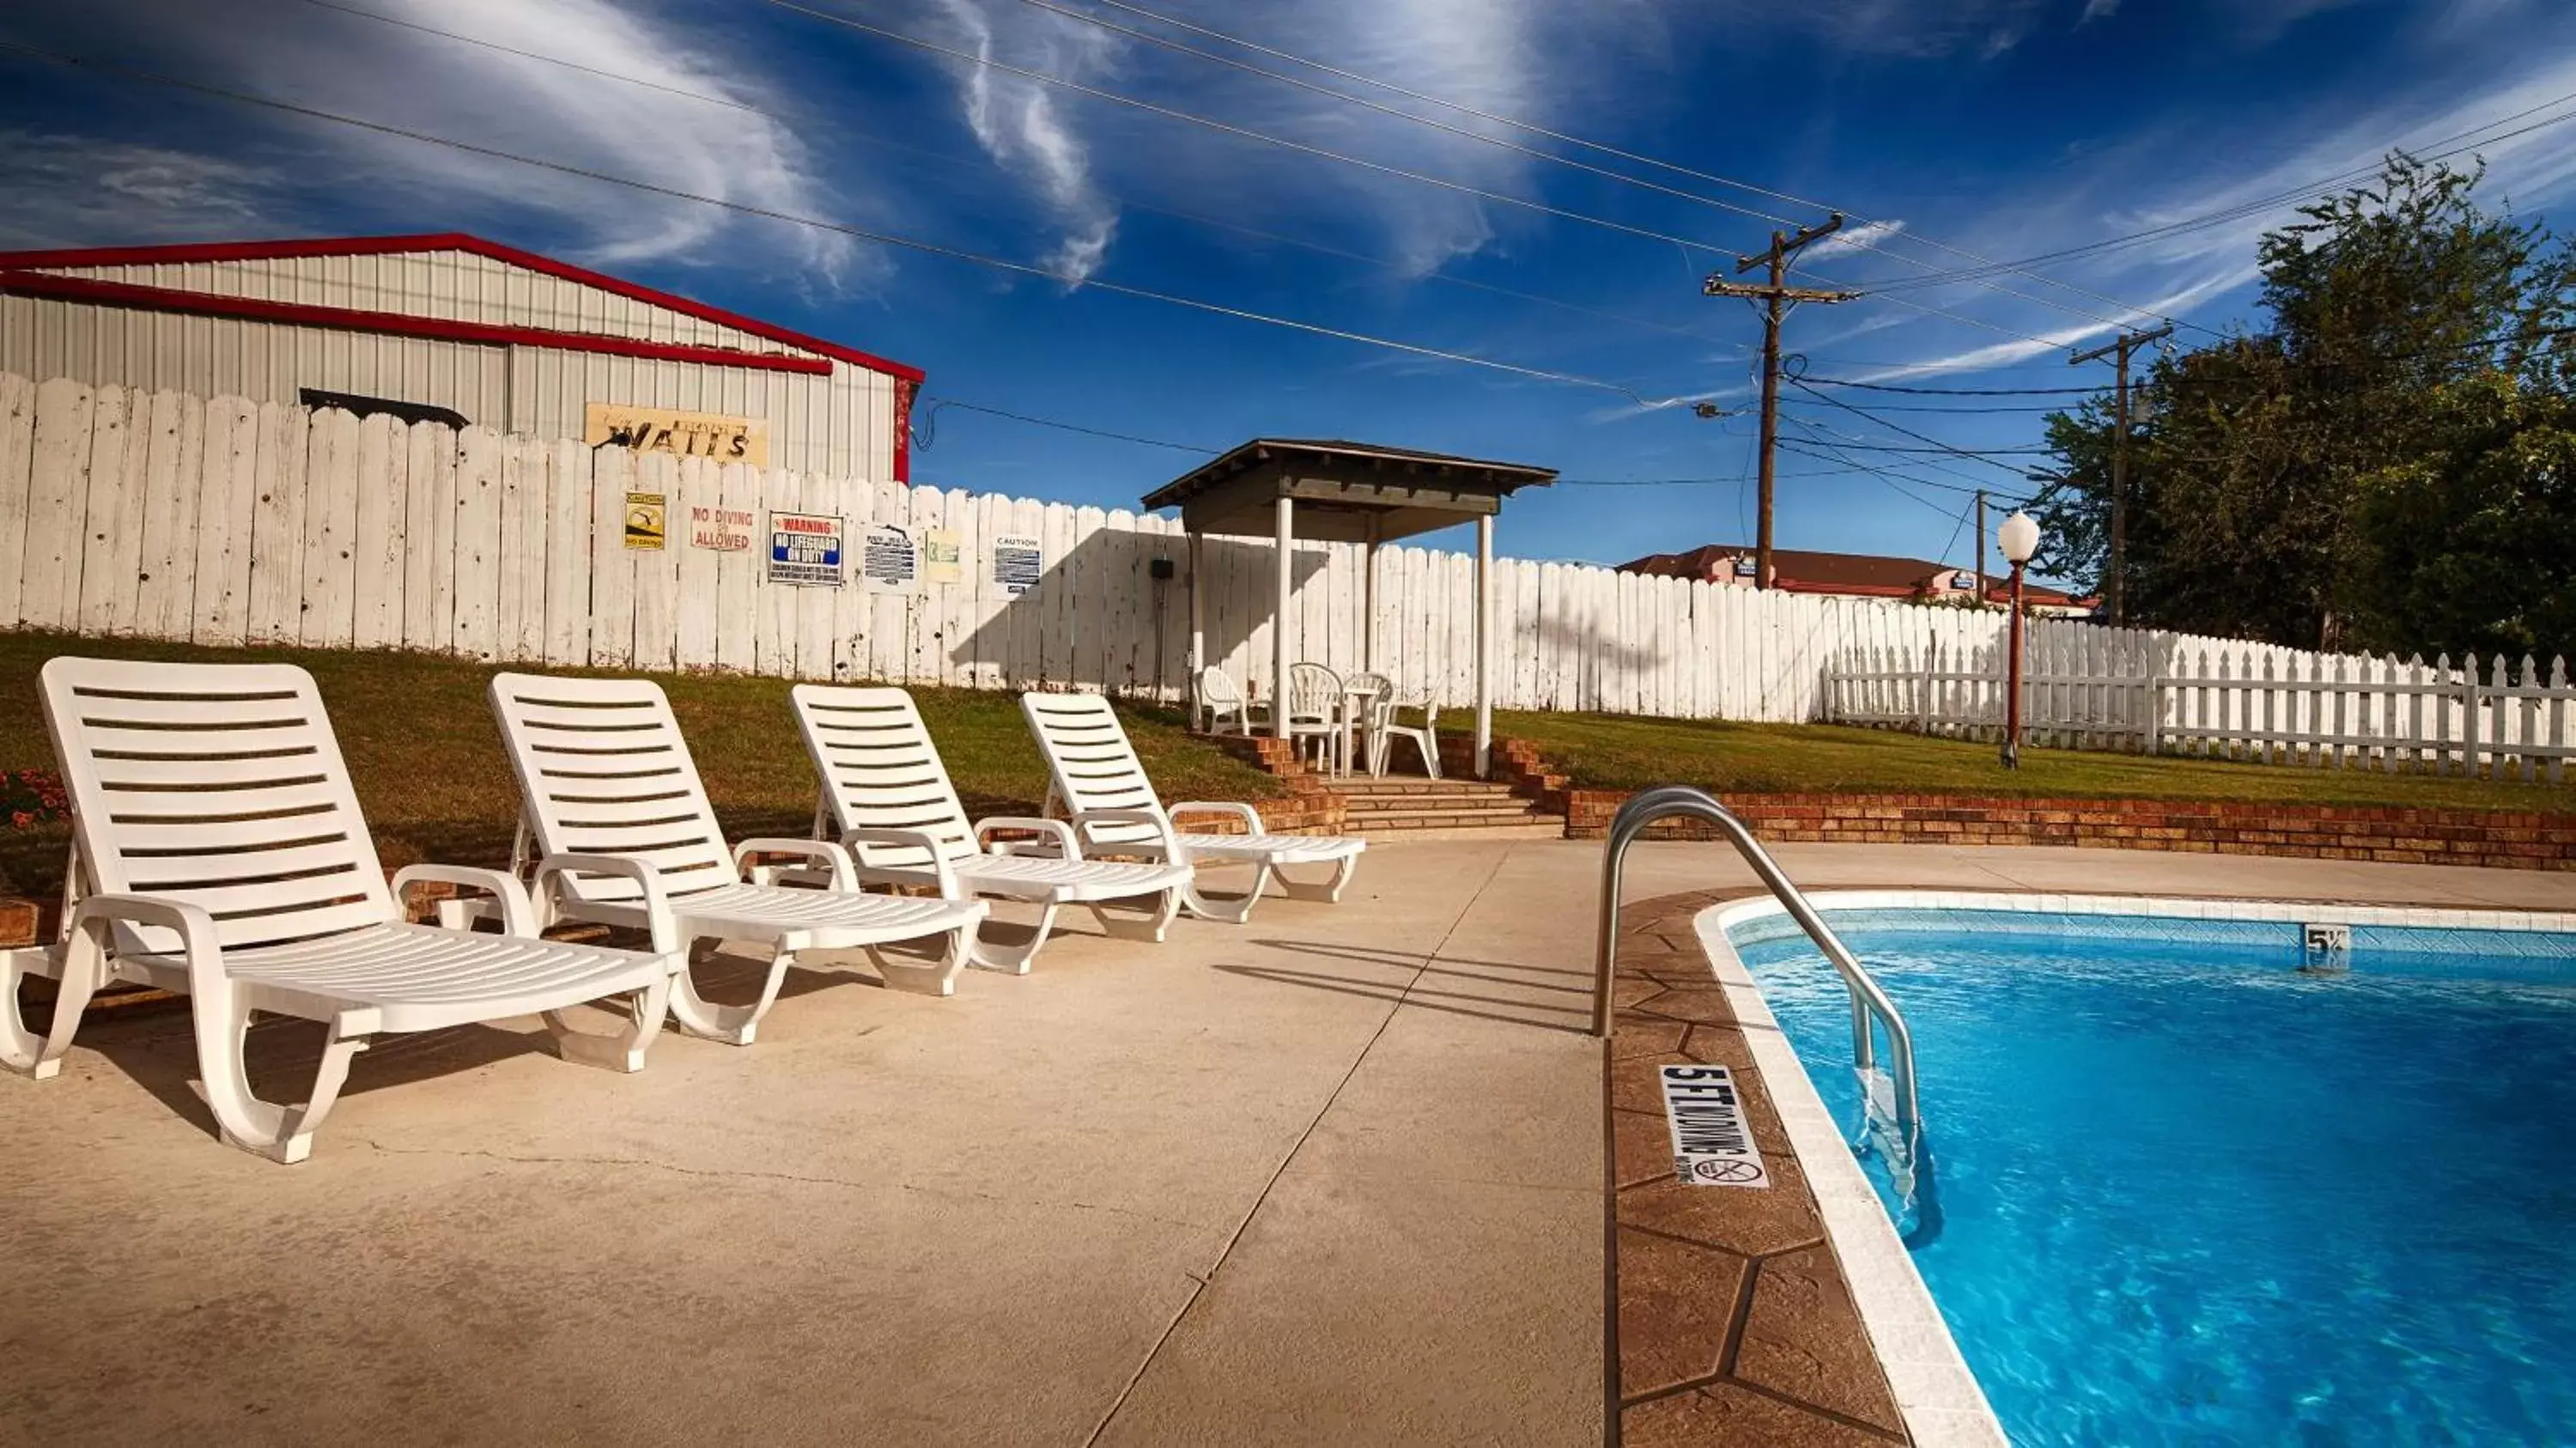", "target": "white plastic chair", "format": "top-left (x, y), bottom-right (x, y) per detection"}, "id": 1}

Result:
top-left (791, 685), bottom-right (1193, 973)
top-left (1374, 685), bottom-right (1442, 778)
top-left (1197, 666), bottom-right (1257, 735)
top-left (489, 672), bottom-right (987, 1045)
top-left (1020, 691), bottom-right (1364, 924)
top-left (10, 658), bottom-right (679, 1163)
top-left (1343, 670), bottom-right (1394, 776)
top-left (1285, 662), bottom-right (1345, 771)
